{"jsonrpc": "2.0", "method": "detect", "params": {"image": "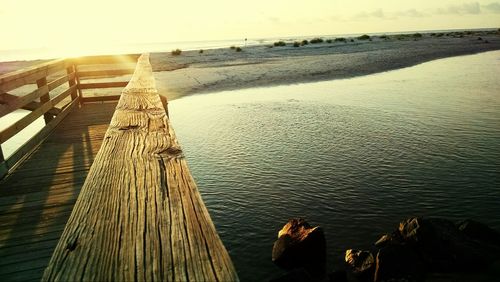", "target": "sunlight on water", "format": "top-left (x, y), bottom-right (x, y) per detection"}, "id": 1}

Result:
top-left (169, 51), bottom-right (500, 281)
